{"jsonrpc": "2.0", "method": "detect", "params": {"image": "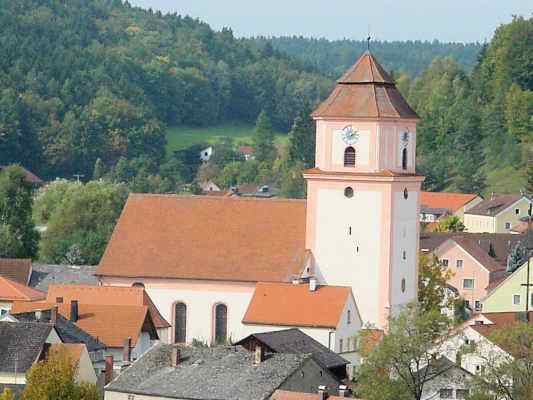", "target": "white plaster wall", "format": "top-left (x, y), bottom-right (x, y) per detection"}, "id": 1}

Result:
top-left (334, 293), bottom-right (362, 353)
top-left (143, 285), bottom-right (256, 345)
top-left (76, 347), bottom-right (98, 384)
top-left (313, 186), bottom-right (382, 326)
top-left (0, 372), bottom-right (26, 385)
top-left (420, 365), bottom-right (472, 400)
top-left (331, 128), bottom-right (370, 165)
top-left (390, 189), bottom-right (418, 312)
